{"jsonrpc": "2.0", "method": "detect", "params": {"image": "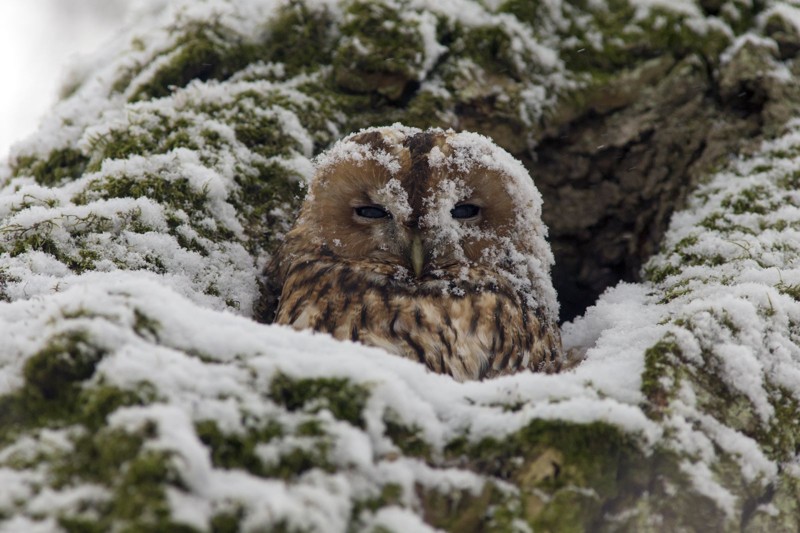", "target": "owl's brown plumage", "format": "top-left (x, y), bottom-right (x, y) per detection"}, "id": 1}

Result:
top-left (263, 125), bottom-right (562, 381)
